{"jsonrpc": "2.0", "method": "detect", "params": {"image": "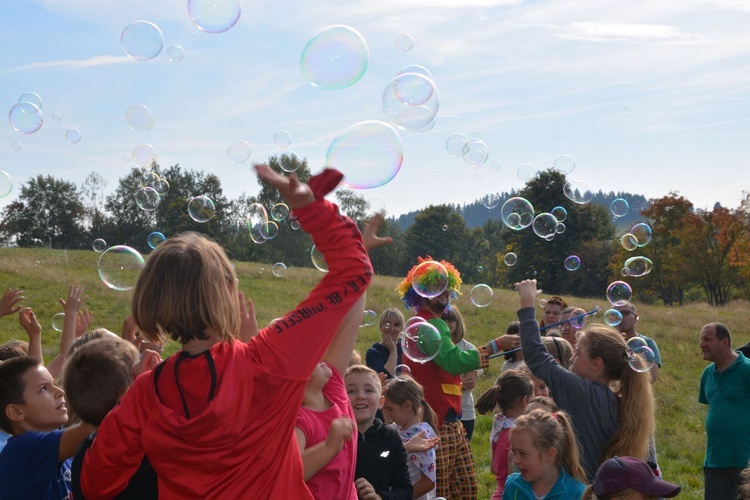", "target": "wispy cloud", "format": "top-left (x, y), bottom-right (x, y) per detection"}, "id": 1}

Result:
top-left (6, 55), bottom-right (132, 73)
top-left (558, 22), bottom-right (694, 42)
